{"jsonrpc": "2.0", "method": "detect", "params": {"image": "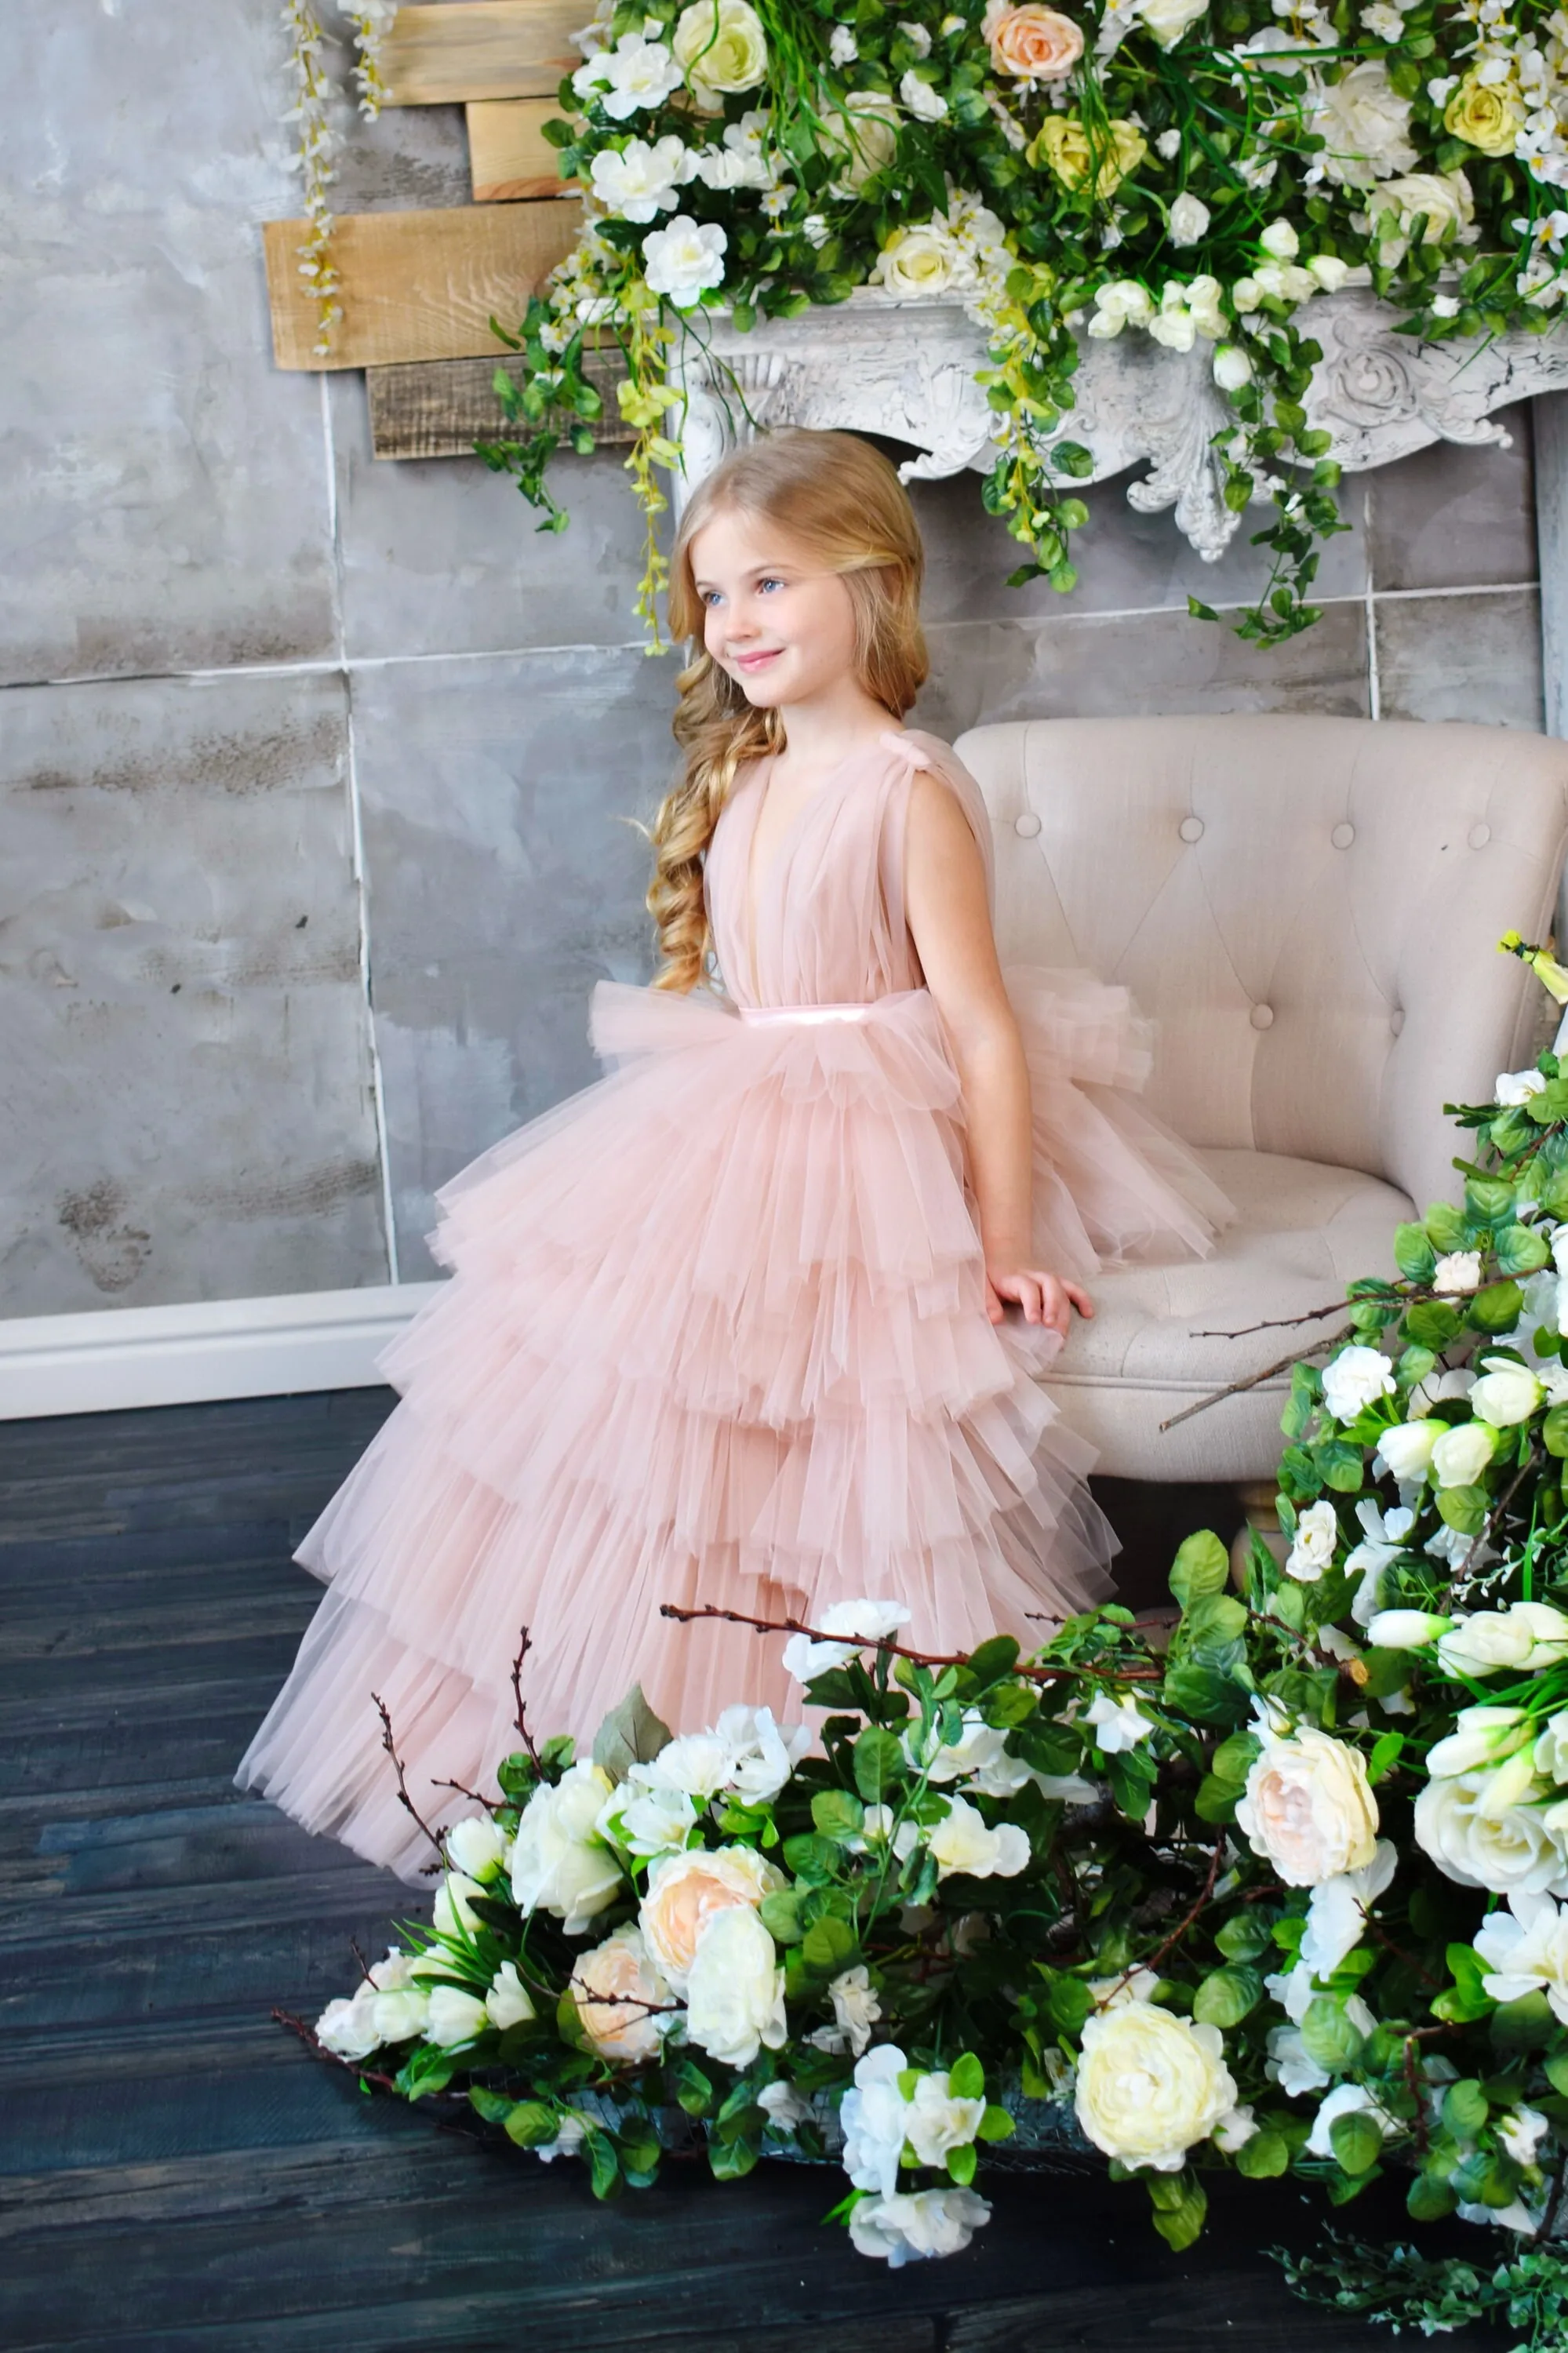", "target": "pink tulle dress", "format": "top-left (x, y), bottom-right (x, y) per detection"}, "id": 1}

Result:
top-left (236, 729), bottom-right (1233, 1880)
